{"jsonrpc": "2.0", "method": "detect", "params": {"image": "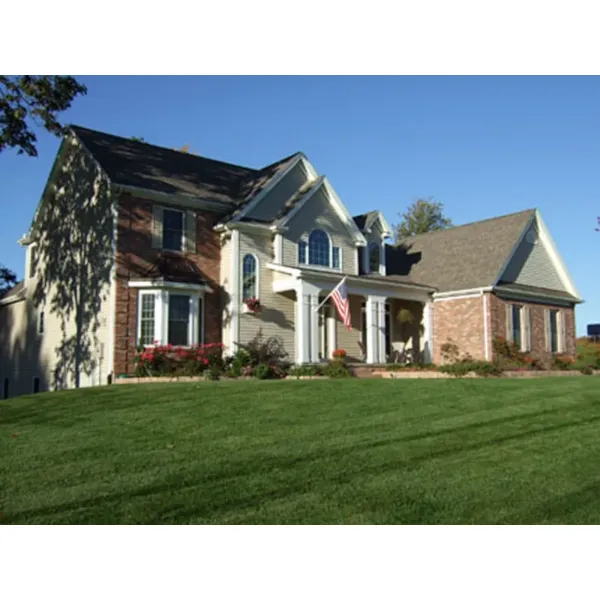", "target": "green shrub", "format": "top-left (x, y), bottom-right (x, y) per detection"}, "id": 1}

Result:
top-left (580, 365), bottom-right (594, 375)
top-left (438, 360), bottom-right (503, 378)
top-left (288, 365), bottom-right (324, 378)
top-left (254, 363), bottom-right (271, 380)
top-left (323, 360), bottom-right (353, 378)
top-left (235, 329), bottom-right (288, 366)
